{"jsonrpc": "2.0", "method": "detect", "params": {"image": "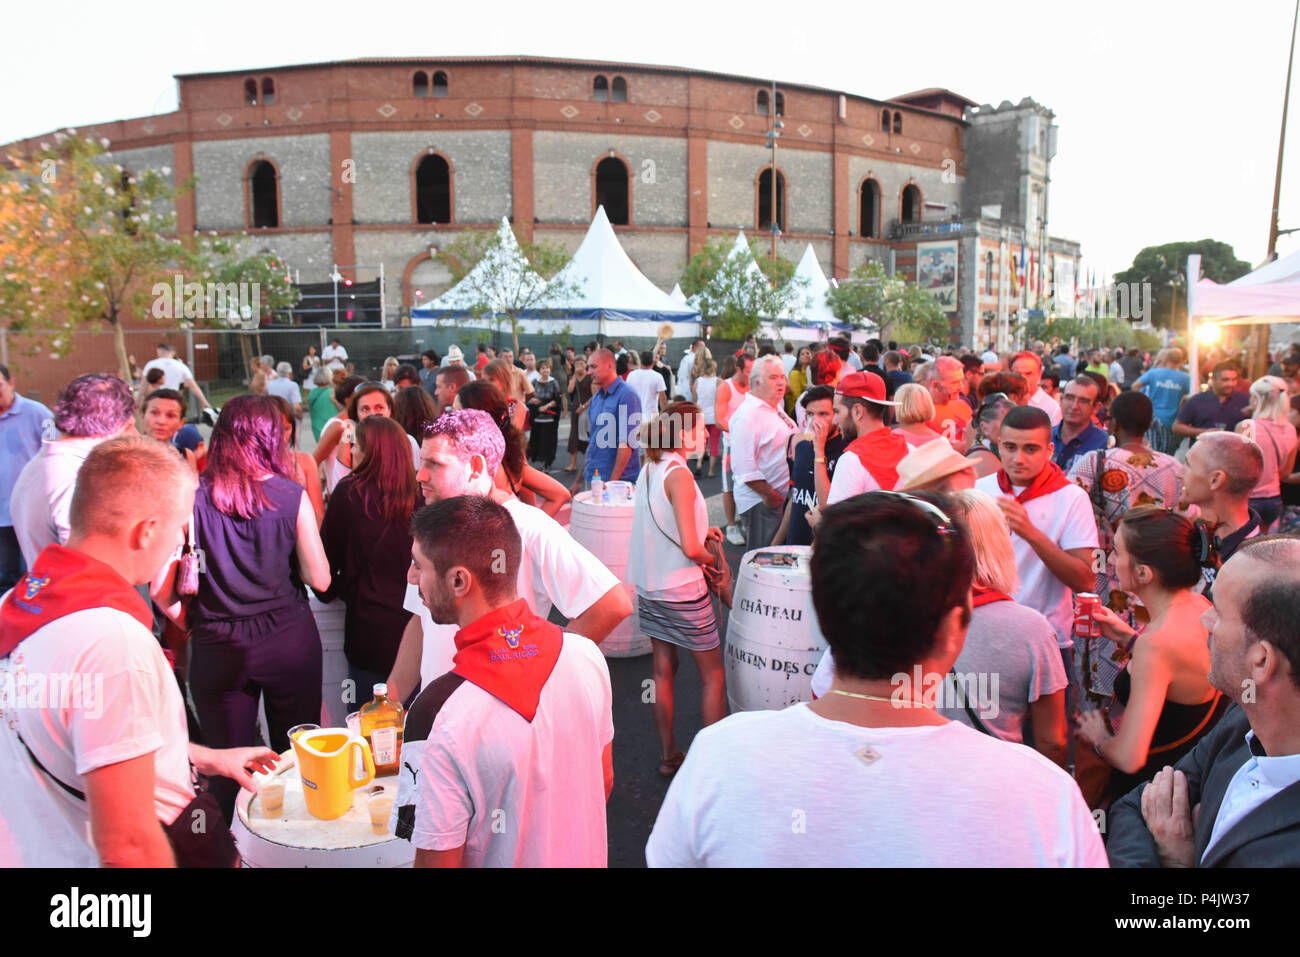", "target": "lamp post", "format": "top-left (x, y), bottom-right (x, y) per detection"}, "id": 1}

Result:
top-left (765, 79), bottom-right (783, 261)
top-left (330, 265), bottom-right (343, 326)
